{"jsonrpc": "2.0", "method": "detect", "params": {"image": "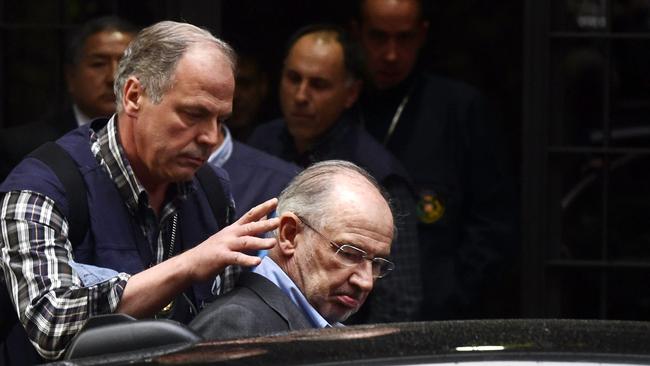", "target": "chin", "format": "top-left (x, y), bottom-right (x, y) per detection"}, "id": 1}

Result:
top-left (164, 168), bottom-right (197, 183)
top-left (327, 308), bottom-right (357, 324)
